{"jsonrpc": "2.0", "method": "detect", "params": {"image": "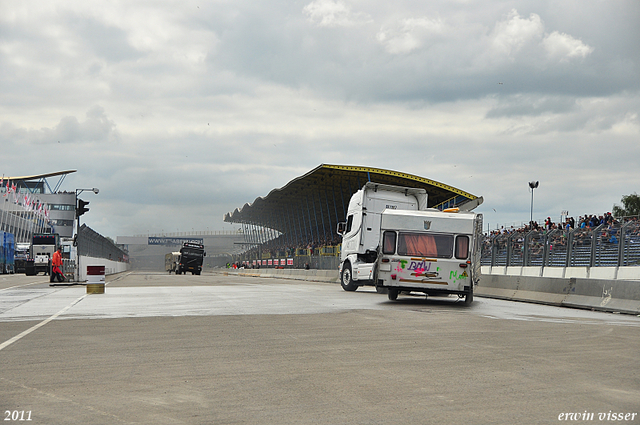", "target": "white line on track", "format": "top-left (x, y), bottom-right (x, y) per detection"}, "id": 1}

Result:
top-left (0, 293), bottom-right (88, 352)
top-left (0, 280), bottom-right (48, 291)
